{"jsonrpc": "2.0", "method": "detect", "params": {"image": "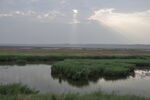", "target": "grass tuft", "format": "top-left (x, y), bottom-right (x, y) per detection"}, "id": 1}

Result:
top-left (0, 83), bottom-right (38, 95)
top-left (0, 91), bottom-right (149, 100)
